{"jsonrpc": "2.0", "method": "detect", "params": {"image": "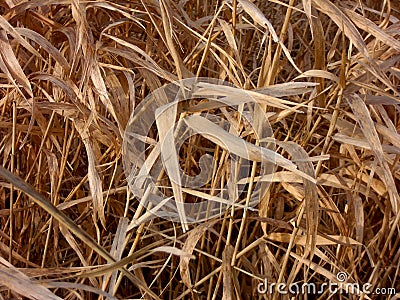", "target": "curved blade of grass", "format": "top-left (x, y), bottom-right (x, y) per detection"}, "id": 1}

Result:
top-left (346, 94), bottom-right (400, 215)
top-left (0, 257), bottom-right (62, 300)
top-left (0, 166), bottom-right (160, 300)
